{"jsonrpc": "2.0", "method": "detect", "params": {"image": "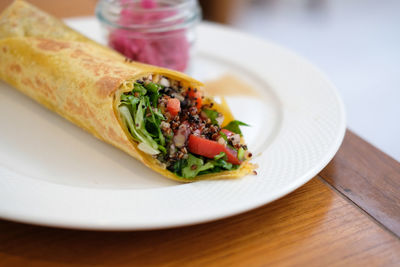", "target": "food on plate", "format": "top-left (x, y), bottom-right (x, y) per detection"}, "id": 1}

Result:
top-left (117, 75), bottom-right (255, 179)
top-left (0, 0), bottom-right (255, 181)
